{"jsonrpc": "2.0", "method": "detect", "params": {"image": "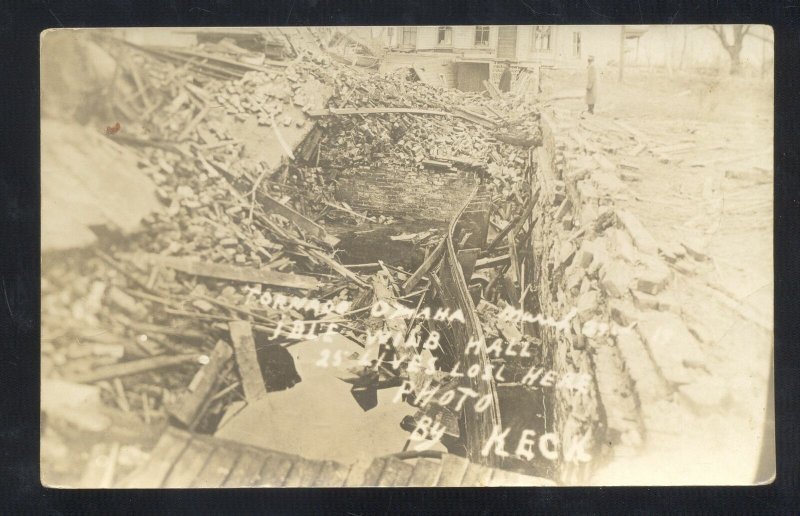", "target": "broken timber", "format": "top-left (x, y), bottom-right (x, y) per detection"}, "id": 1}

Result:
top-left (64, 353), bottom-right (199, 384)
top-left (401, 240), bottom-right (446, 294)
top-left (432, 186), bottom-right (501, 466)
top-left (228, 321), bottom-right (268, 402)
top-left (256, 191), bottom-right (340, 248)
top-left (135, 253), bottom-right (319, 290)
top-left (119, 426), bottom-right (557, 487)
top-left (168, 340), bottom-right (233, 428)
top-left (308, 107), bottom-right (498, 129)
